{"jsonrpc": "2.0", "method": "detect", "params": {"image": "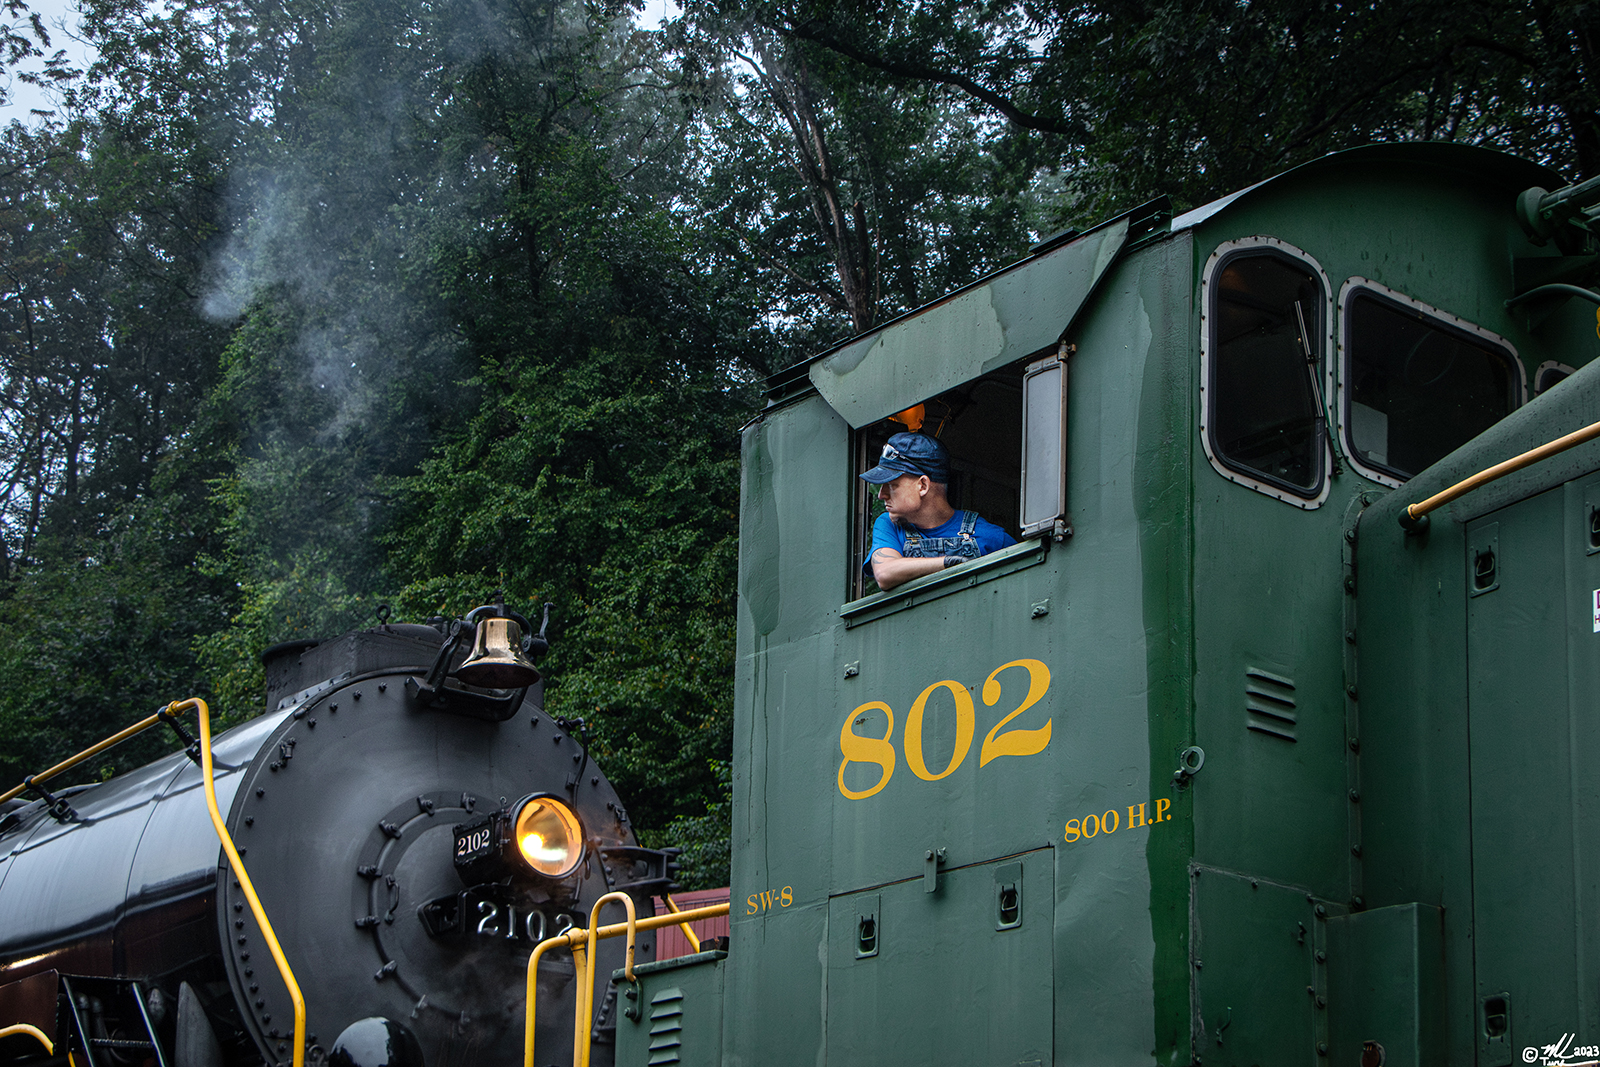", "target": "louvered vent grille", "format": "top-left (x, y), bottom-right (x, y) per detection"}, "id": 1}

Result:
top-left (647, 987), bottom-right (685, 1065)
top-left (1245, 667), bottom-right (1297, 742)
